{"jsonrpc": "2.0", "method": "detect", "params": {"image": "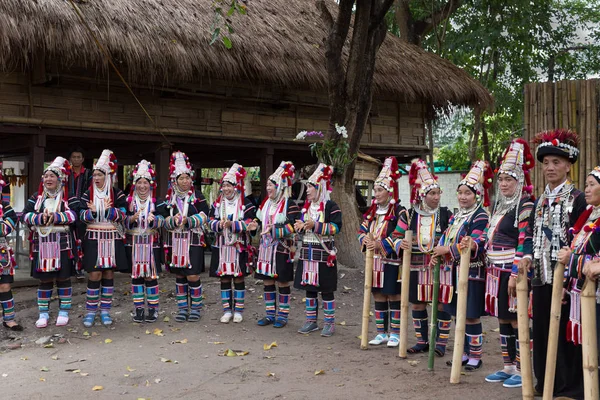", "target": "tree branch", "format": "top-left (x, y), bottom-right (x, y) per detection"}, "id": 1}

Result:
top-left (371, 0), bottom-right (396, 27)
top-left (414, 0), bottom-right (463, 39)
